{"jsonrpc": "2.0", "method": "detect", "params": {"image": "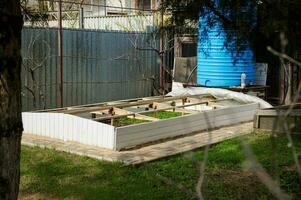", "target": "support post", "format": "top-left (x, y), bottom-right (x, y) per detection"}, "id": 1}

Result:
top-left (79, 6), bottom-right (84, 29)
top-left (159, 0), bottom-right (165, 95)
top-left (104, 0), bottom-right (107, 16)
top-left (57, 0), bottom-right (63, 107)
